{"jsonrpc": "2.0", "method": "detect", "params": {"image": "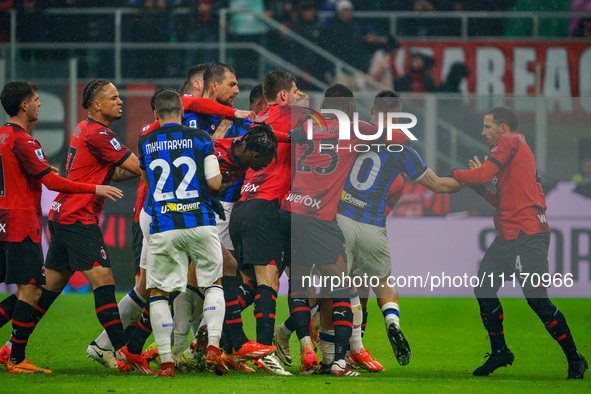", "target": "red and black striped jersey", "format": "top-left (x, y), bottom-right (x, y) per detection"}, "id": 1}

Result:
top-left (49, 119), bottom-right (131, 225)
top-left (454, 133), bottom-right (549, 240)
top-left (239, 104), bottom-right (317, 203)
top-left (208, 137), bottom-right (246, 197)
top-left (0, 123), bottom-right (52, 242)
